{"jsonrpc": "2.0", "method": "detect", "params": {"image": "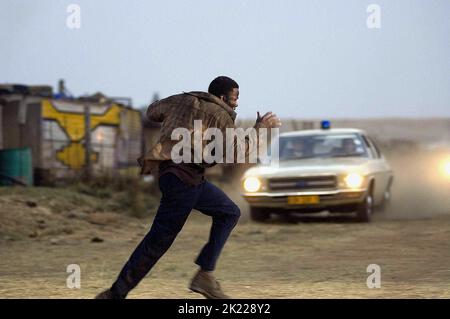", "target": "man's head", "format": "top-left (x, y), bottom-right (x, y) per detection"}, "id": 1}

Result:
top-left (292, 139), bottom-right (306, 152)
top-left (343, 138), bottom-right (356, 153)
top-left (208, 76), bottom-right (239, 110)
